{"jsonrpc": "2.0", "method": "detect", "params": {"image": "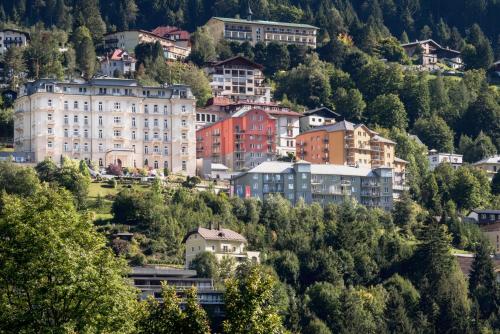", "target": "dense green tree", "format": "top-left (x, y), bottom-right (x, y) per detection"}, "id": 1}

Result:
top-left (0, 161), bottom-right (40, 197)
top-left (374, 37), bottom-right (410, 63)
top-left (189, 251), bottom-right (218, 278)
top-left (368, 93), bottom-right (408, 129)
top-left (333, 87), bottom-right (366, 122)
top-left (0, 186), bottom-right (138, 333)
top-left (463, 24), bottom-right (494, 69)
top-left (164, 61), bottom-right (211, 106)
top-left (223, 265), bottom-right (287, 334)
top-left (74, 0), bottom-right (106, 42)
top-left (459, 132), bottom-right (497, 163)
top-left (188, 27), bottom-right (217, 66)
top-left (263, 42), bottom-right (290, 75)
top-left (461, 90), bottom-right (500, 146)
top-left (469, 240), bottom-right (499, 320)
top-left (399, 72), bottom-right (430, 127)
top-left (23, 27), bottom-right (65, 79)
top-left (3, 45), bottom-right (26, 88)
top-left (413, 116), bottom-right (454, 152)
top-left (492, 172), bottom-right (500, 195)
top-left (452, 167), bottom-right (483, 211)
top-left (73, 26), bottom-right (97, 80)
